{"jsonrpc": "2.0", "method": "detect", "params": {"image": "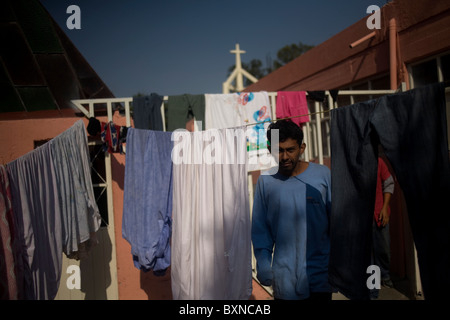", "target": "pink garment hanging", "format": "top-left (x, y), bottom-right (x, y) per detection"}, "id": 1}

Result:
top-left (276, 91), bottom-right (310, 125)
